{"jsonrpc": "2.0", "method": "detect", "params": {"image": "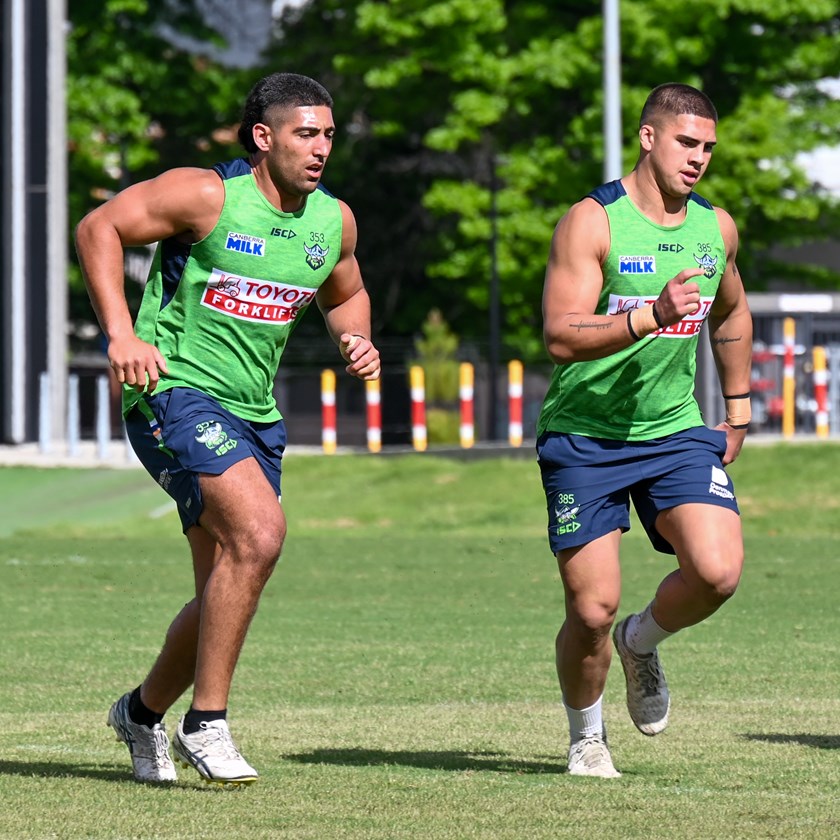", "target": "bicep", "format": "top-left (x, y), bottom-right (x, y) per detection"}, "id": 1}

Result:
top-left (542, 204), bottom-right (608, 329)
top-left (86, 168), bottom-right (220, 248)
top-left (317, 201), bottom-right (365, 309)
top-left (710, 209), bottom-right (746, 318)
